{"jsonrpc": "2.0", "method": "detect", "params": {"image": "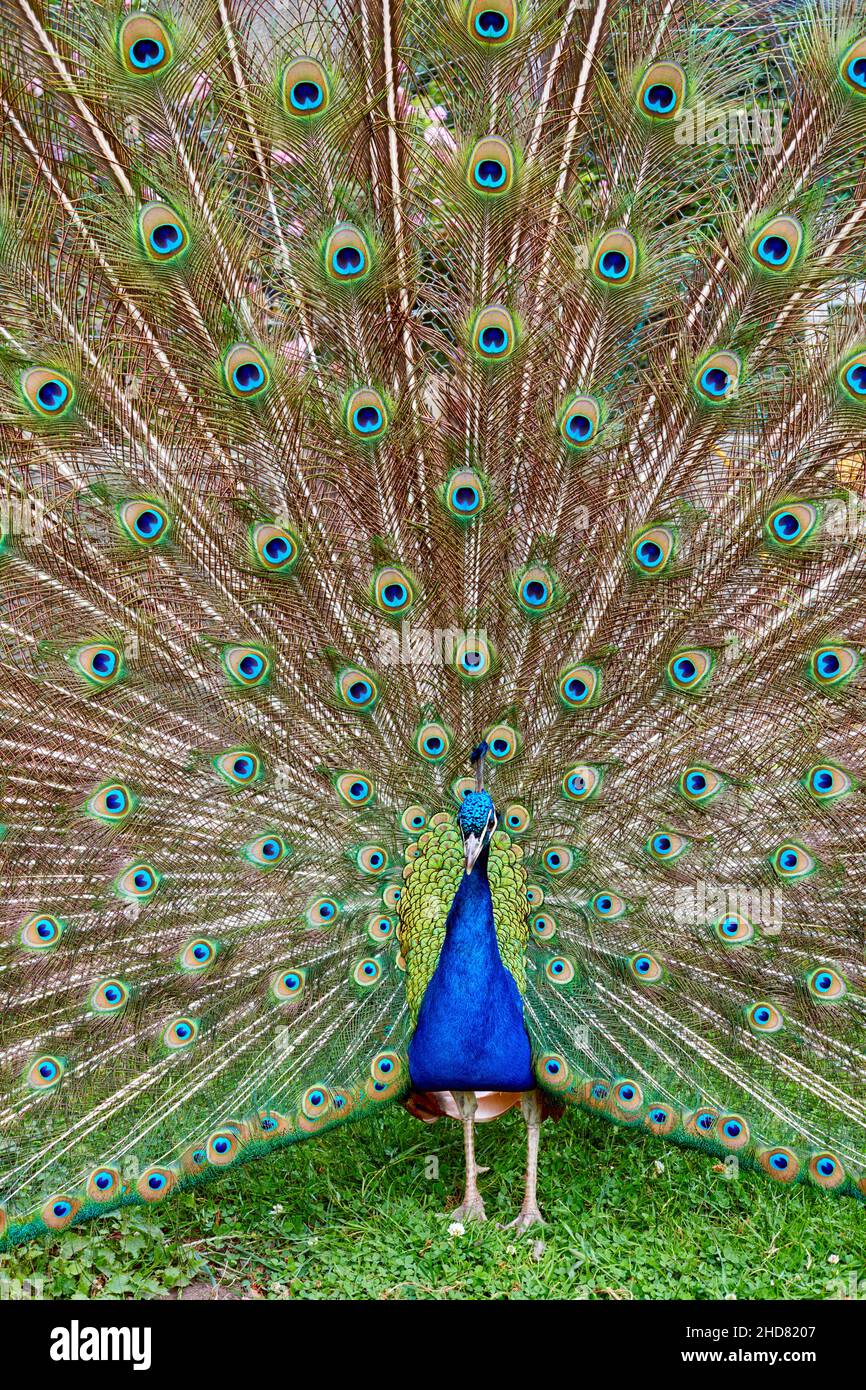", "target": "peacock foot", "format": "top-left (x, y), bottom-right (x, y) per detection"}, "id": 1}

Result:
top-left (449, 1195), bottom-right (487, 1223)
top-left (501, 1205), bottom-right (545, 1233)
